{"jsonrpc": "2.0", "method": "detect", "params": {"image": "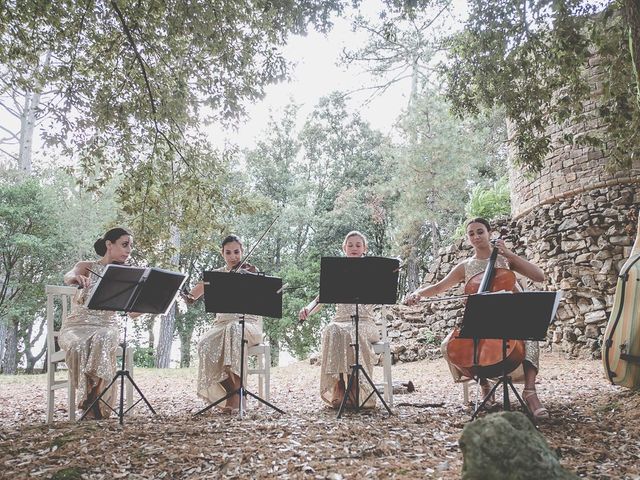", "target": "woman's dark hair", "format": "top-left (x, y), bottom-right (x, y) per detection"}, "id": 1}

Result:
top-left (466, 217), bottom-right (491, 232)
top-left (221, 234), bottom-right (243, 250)
top-left (94, 227), bottom-right (132, 256)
